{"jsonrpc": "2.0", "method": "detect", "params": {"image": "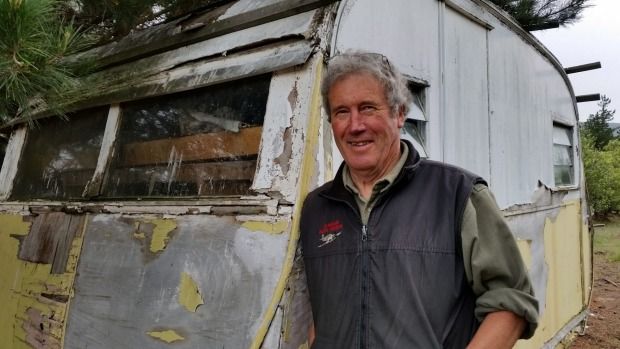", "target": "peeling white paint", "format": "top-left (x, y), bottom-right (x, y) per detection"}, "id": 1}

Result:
top-left (219, 0), bottom-right (285, 20)
top-left (0, 127), bottom-right (27, 200)
top-left (235, 214), bottom-right (292, 223)
top-left (92, 10), bottom-right (318, 87)
top-left (253, 59), bottom-right (320, 203)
